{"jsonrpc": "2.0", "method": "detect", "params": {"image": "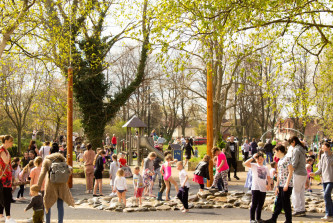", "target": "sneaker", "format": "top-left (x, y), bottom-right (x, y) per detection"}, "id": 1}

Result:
top-left (321, 215), bottom-right (333, 221)
top-left (292, 211), bottom-right (305, 217)
top-left (5, 218), bottom-right (17, 223)
top-left (234, 176), bottom-right (240, 180)
top-left (299, 211), bottom-right (306, 216)
top-left (250, 220), bottom-right (257, 223)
